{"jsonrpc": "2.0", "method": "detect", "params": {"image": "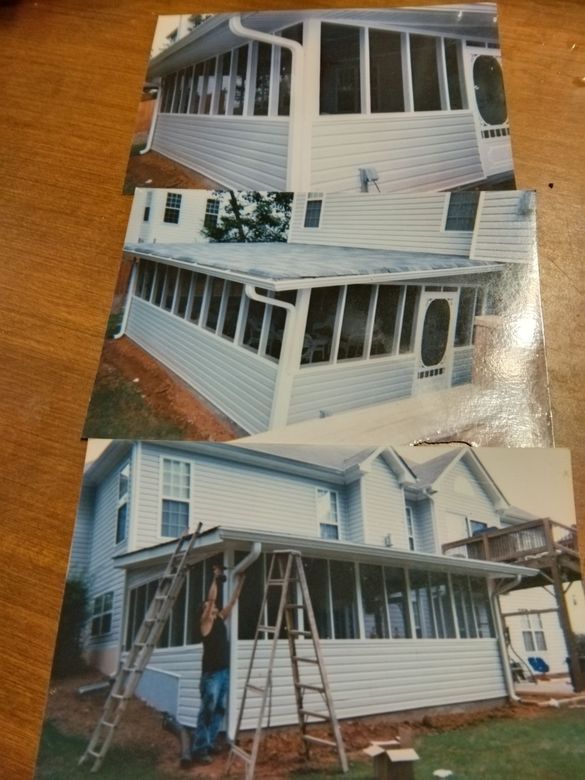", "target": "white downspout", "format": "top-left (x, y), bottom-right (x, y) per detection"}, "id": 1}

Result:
top-left (491, 575), bottom-right (523, 702)
top-left (244, 284), bottom-right (301, 430)
top-left (114, 259), bottom-right (139, 340)
top-left (227, 542), bottom-right (262, 741)
top-left (140, 83), bottom-right (162, 155)
top-left (228, 15), bottom-right (308, 190)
